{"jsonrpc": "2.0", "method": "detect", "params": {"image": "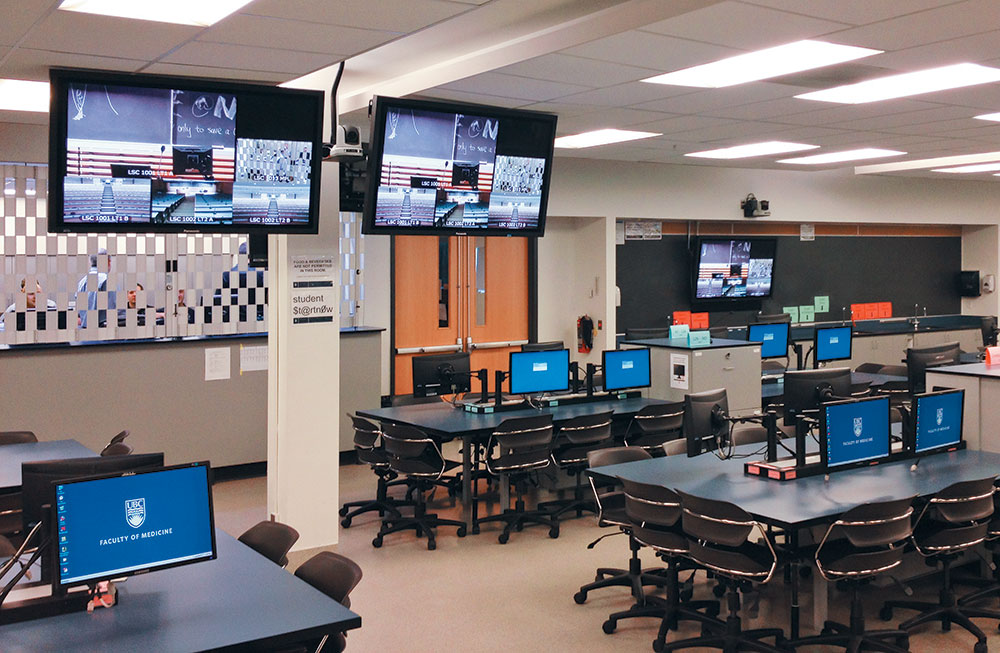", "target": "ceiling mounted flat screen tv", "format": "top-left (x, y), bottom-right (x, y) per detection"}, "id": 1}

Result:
top-left (692, 237), bottom-right (776, 302)
top-left (361, 95), bottom-right (557, 237)
top-left (48, 68), bottom-right (323, 234)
